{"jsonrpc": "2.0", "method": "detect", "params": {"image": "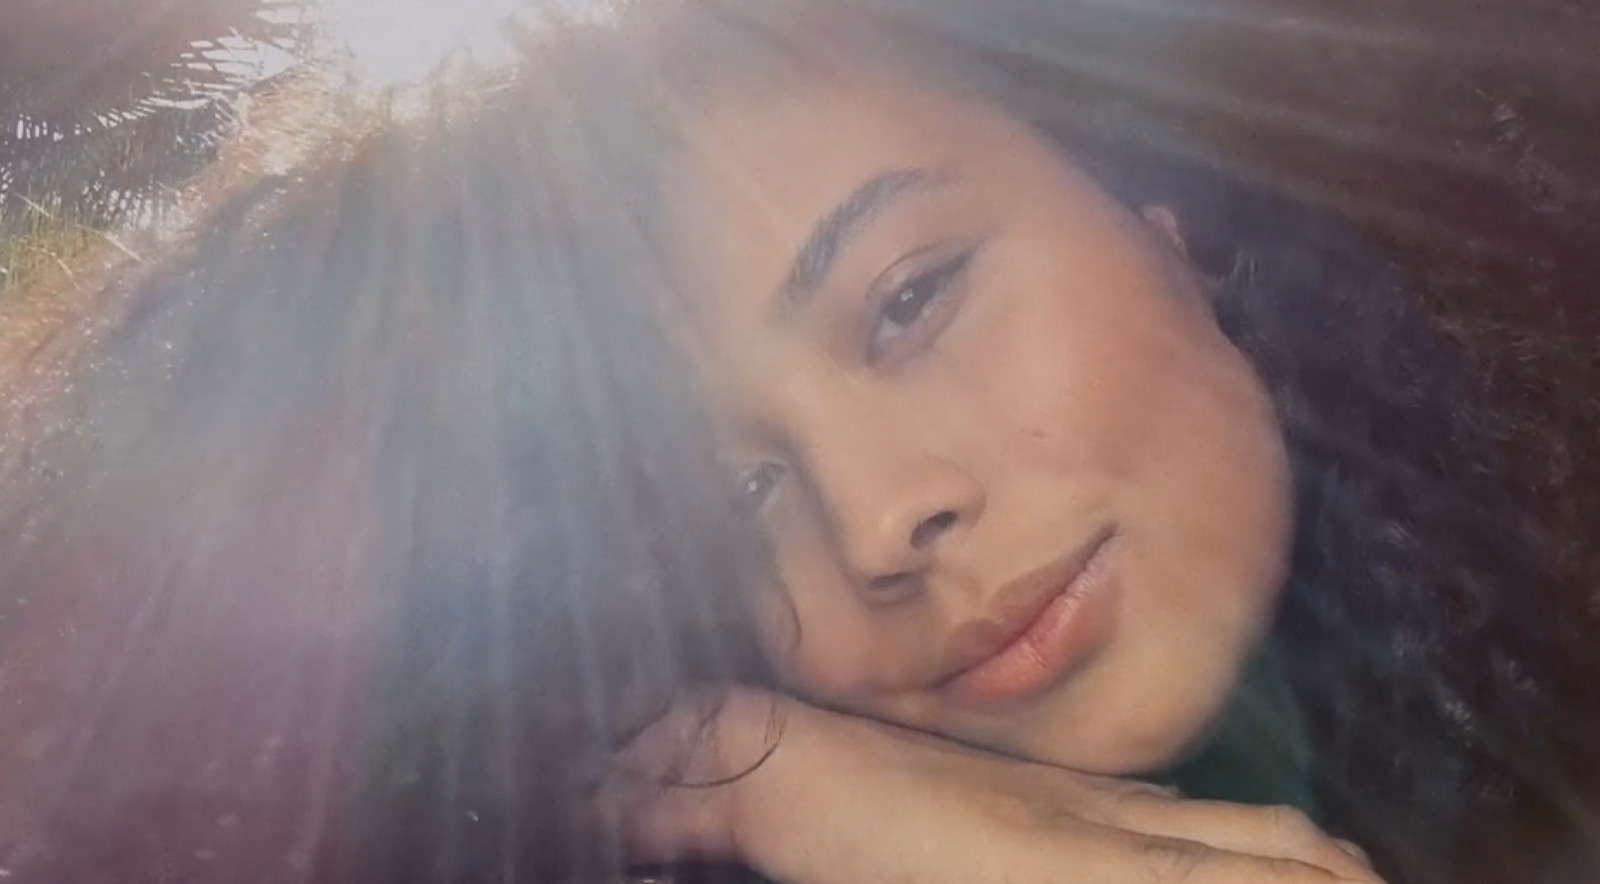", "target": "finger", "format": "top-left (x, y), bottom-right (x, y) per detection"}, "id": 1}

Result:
top-left (1133, 839), bottom-right (1381, 884)
top-left (1336, 838), bottom-right (1372, 866)
top-left (1063, 825), bottom-right (1386, 884)
top-left (1091, 797), bottom-right (1380, 881)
